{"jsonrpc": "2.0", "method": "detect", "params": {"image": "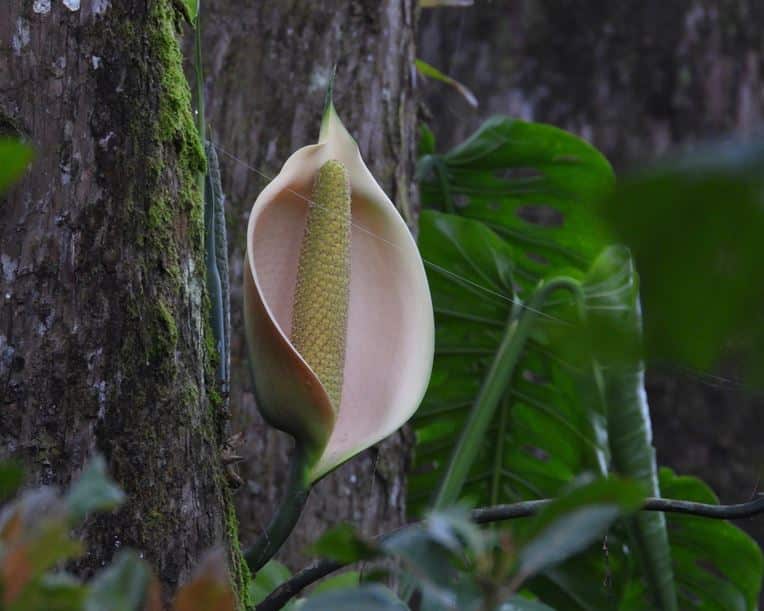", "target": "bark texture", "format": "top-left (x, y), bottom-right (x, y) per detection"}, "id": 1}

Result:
top-left (419, 0), bottom-right (764, 544)
top-left (0, 1), bottom-right (247, 603)
top-left (197, 1), bottom-right (418, 567)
